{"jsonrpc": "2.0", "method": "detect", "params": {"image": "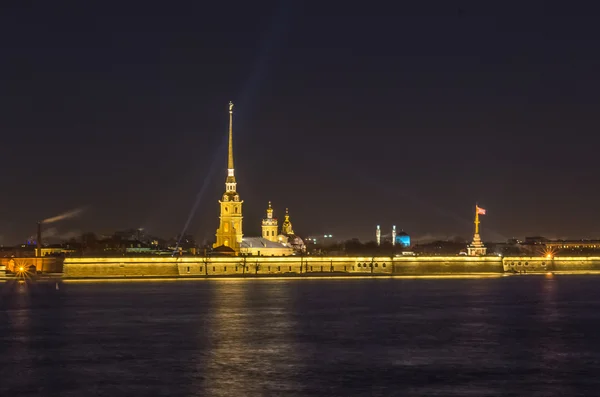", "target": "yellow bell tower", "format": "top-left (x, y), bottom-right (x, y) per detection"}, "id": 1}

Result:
top-left (214, 101), bottom-right (243, 251)
top-left (281, 208), bottom-right (294, 235)
top-left (262, 201), bottom-right (278, 242)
